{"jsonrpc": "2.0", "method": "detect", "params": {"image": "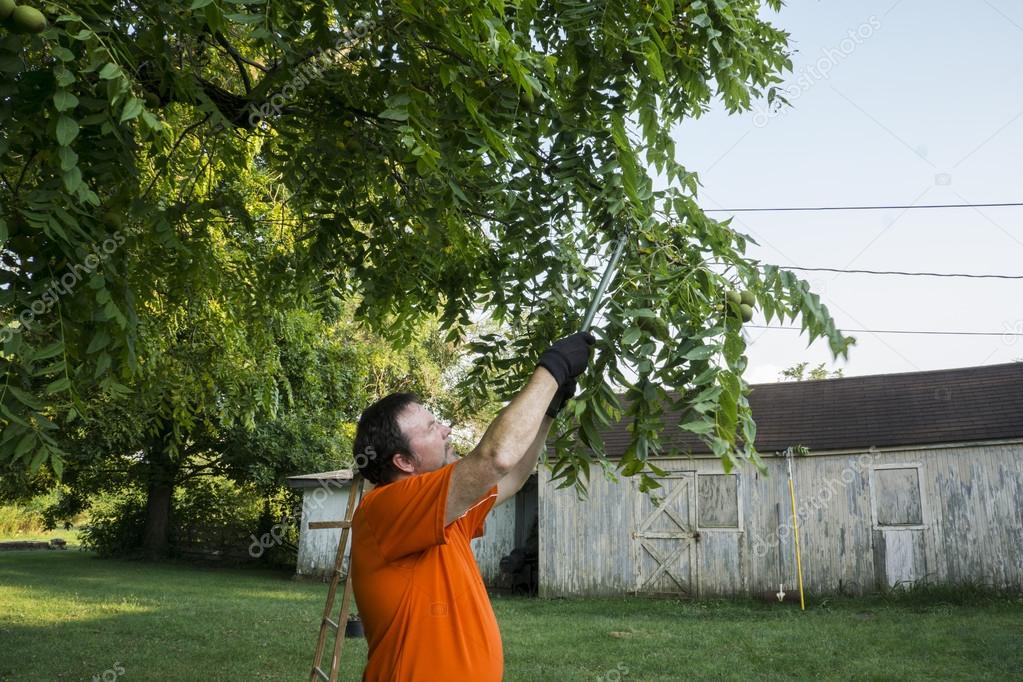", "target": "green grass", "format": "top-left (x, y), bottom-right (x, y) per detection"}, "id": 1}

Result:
top-left (1, 551), bottom-right (1021, 681)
